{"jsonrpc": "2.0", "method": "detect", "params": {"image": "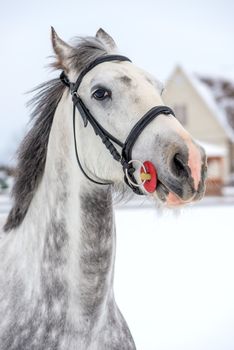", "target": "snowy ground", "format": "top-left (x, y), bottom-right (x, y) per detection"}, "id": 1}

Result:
top-left (1, 195), bottom-right (234, 349)
top-left (115, 202), bottom-right (234, 350)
